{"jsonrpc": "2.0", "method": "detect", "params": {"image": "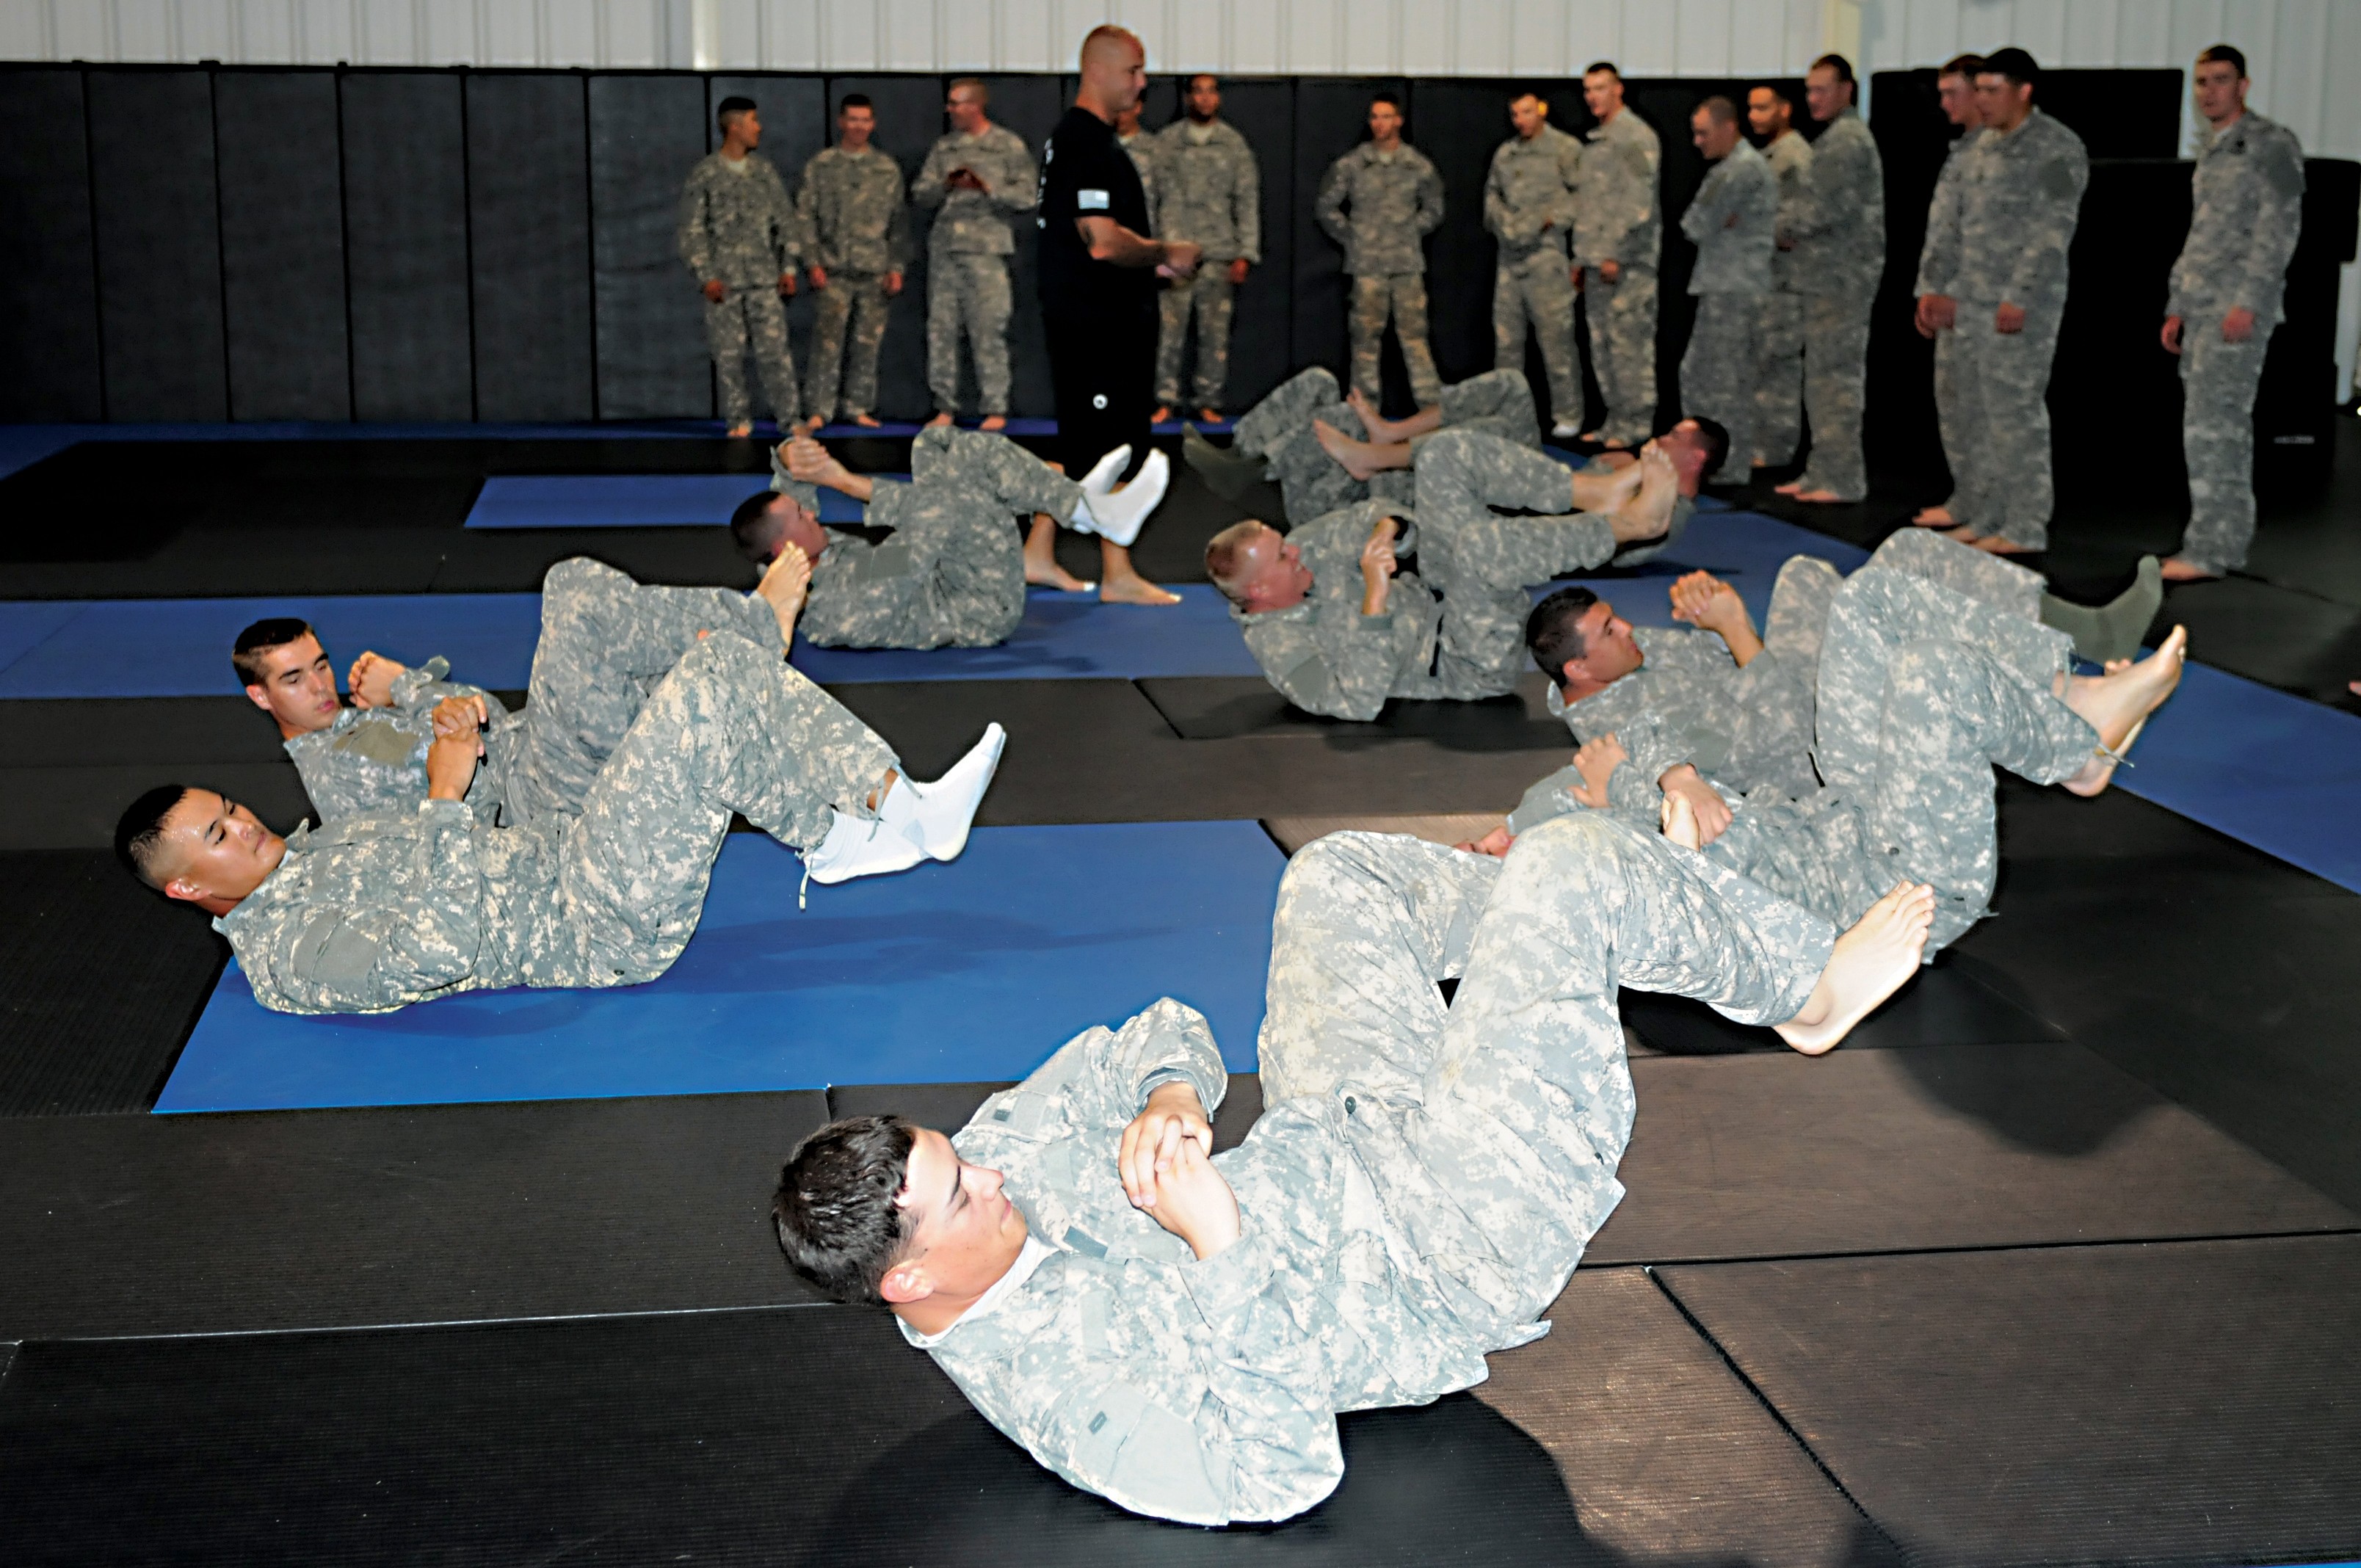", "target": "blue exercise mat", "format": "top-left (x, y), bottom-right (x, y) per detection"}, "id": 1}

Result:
top-left (789, 584), bottom-right (1261, 682)
top-left (465, 473), bottom-right (890, 528)
top-left (156, 821), bottom-right (1285, 1113)
top-left (1539, 508), bottom-right (1869, 631)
